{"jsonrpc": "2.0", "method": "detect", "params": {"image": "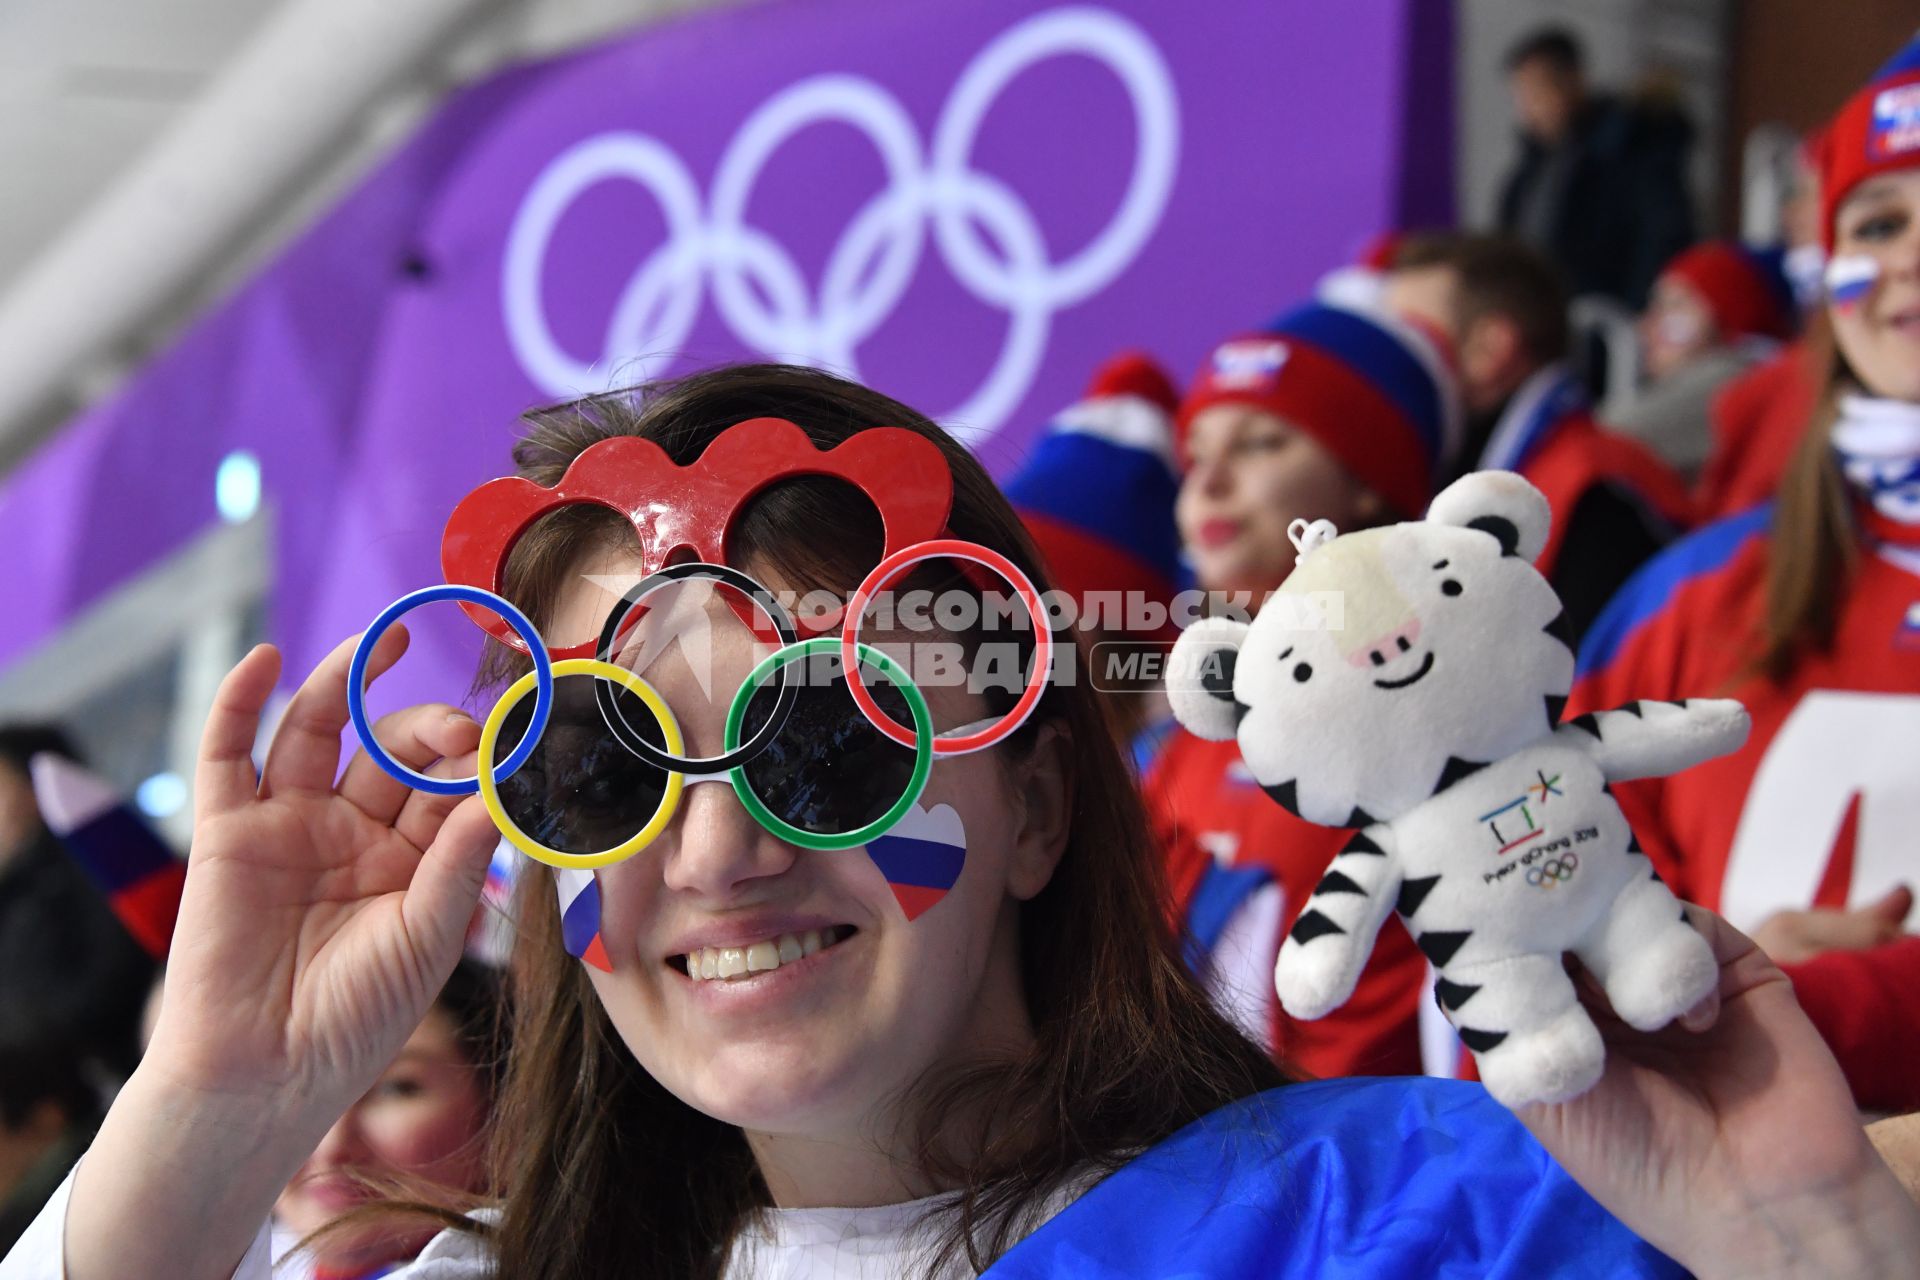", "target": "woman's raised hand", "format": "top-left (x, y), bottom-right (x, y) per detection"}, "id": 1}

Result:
top-left (60, 631), bottom-right (500, 1280)
top-left (1521, 907), bottom-right (1920, 1279)
top-left (148, 631), bottom-right (500, 1102)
